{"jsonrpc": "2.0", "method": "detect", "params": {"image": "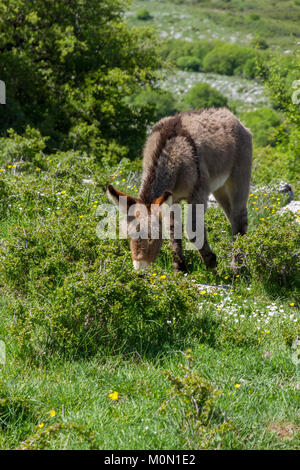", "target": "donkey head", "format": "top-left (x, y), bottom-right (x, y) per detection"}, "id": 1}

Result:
top-left (107, 184), bottom-right (172, 271)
